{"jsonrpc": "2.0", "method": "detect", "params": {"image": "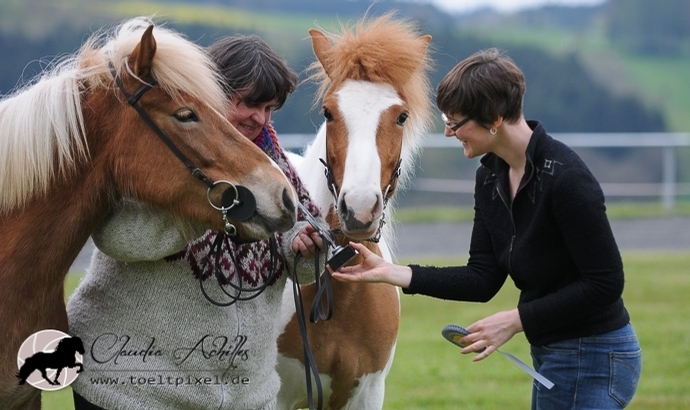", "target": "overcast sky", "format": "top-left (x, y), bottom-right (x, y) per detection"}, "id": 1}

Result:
top-left (428, 0), bottom-right (607, 14)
